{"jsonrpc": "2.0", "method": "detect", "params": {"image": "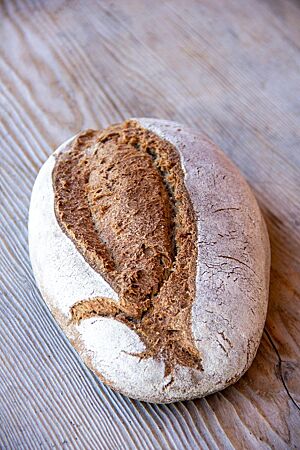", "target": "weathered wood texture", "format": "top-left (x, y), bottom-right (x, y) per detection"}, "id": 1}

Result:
top-left (0, 0), bottom-right (299, 448)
